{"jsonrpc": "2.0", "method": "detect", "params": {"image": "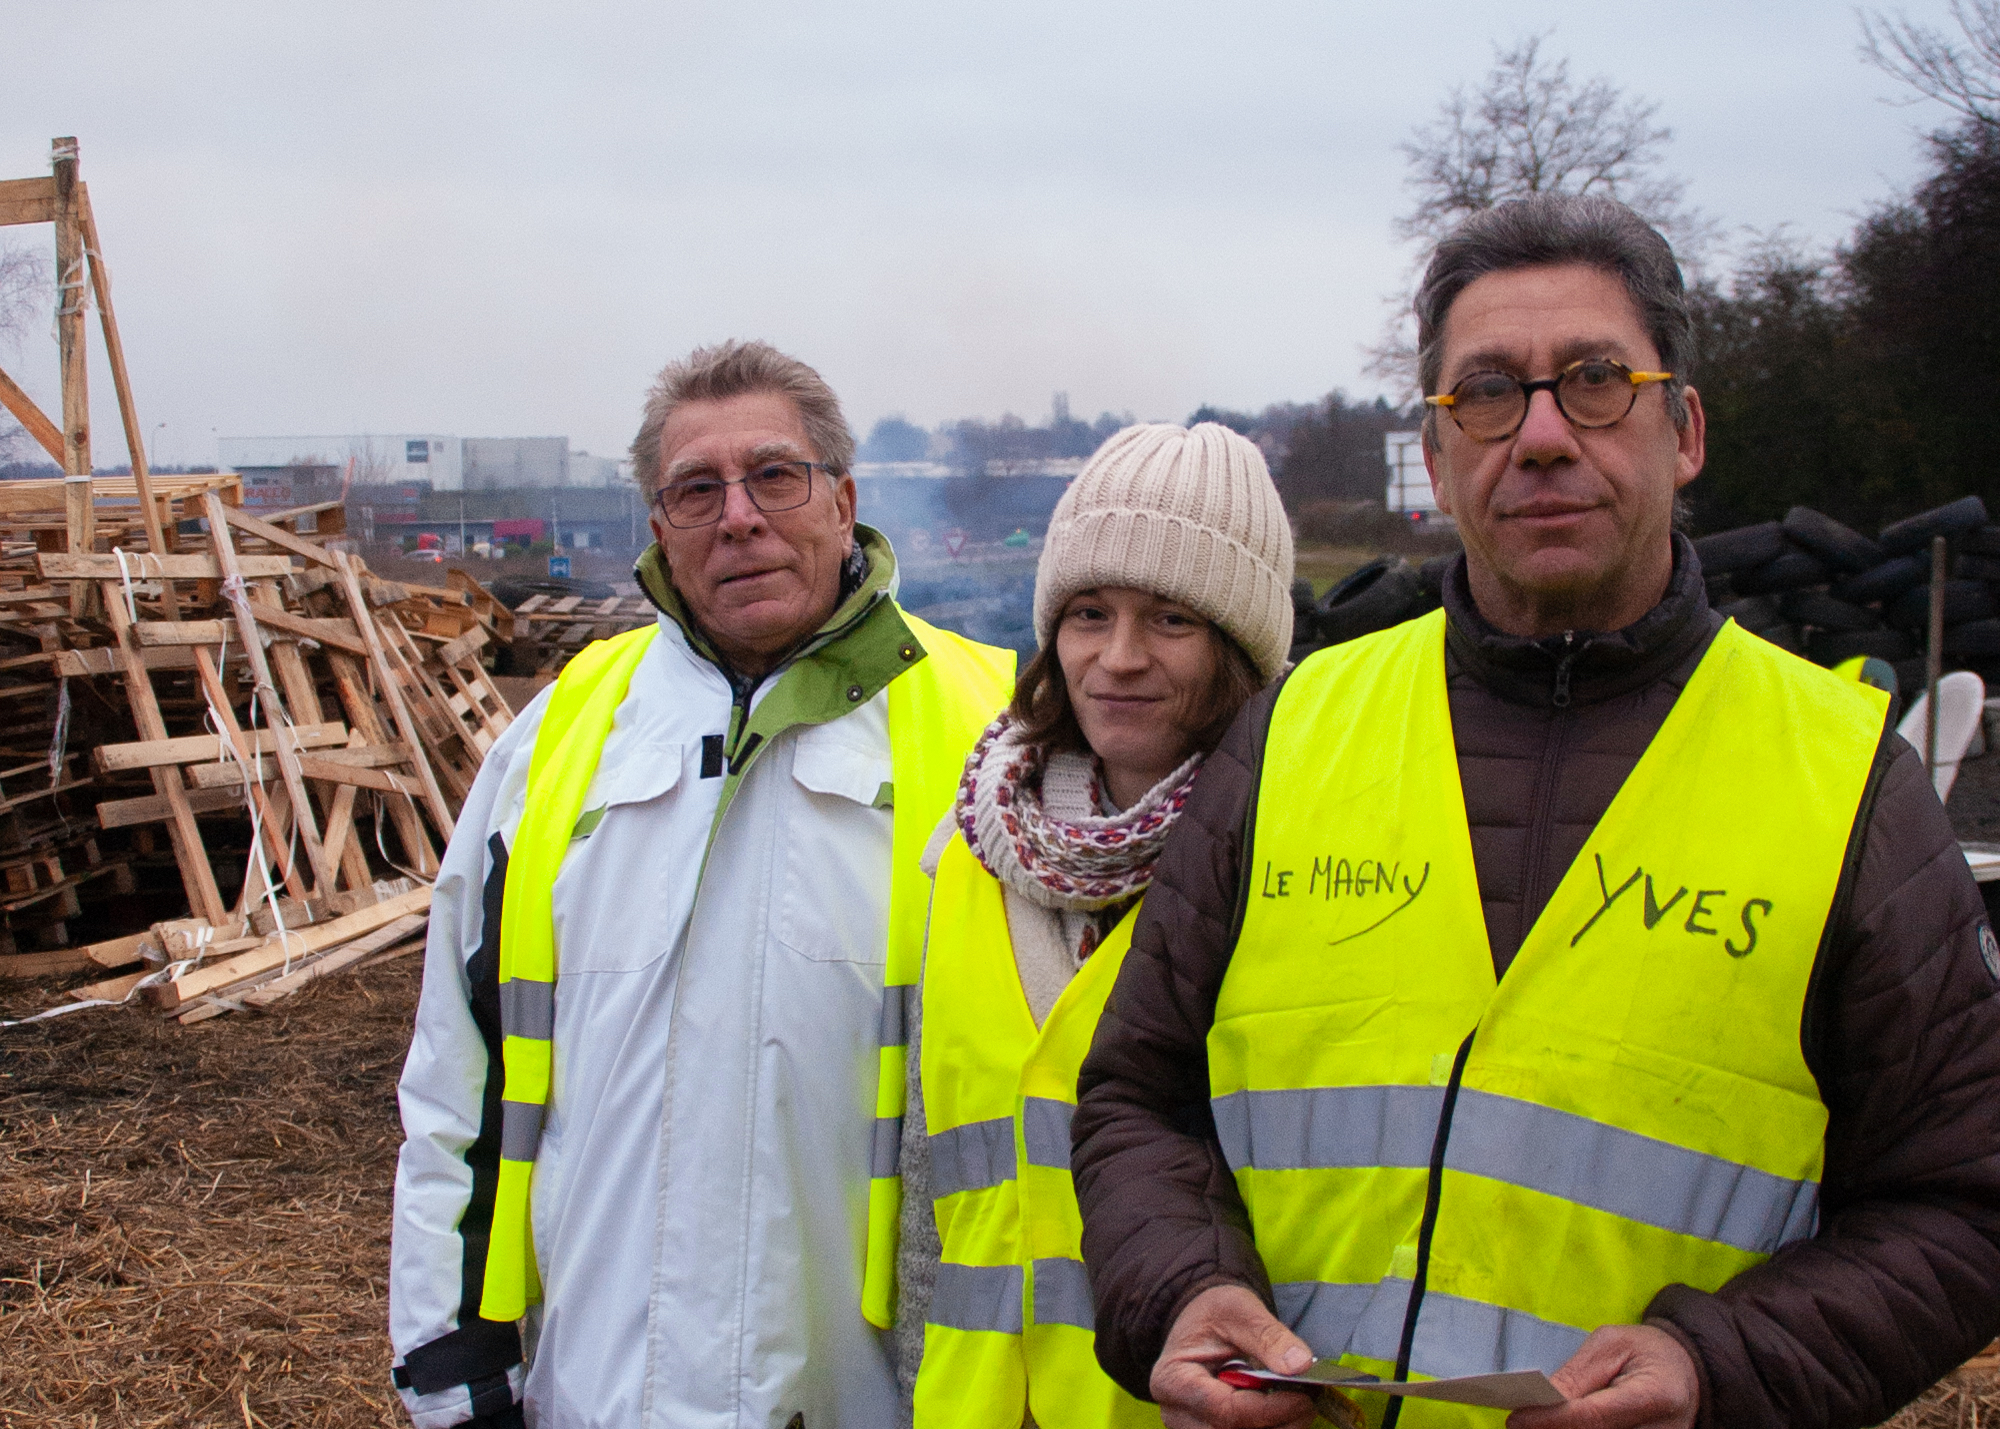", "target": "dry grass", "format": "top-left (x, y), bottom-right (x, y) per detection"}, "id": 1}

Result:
top-left (1, 952), bottom-right (1995, 1427)
top-left (0, 959), bottom-right (419, 1428)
